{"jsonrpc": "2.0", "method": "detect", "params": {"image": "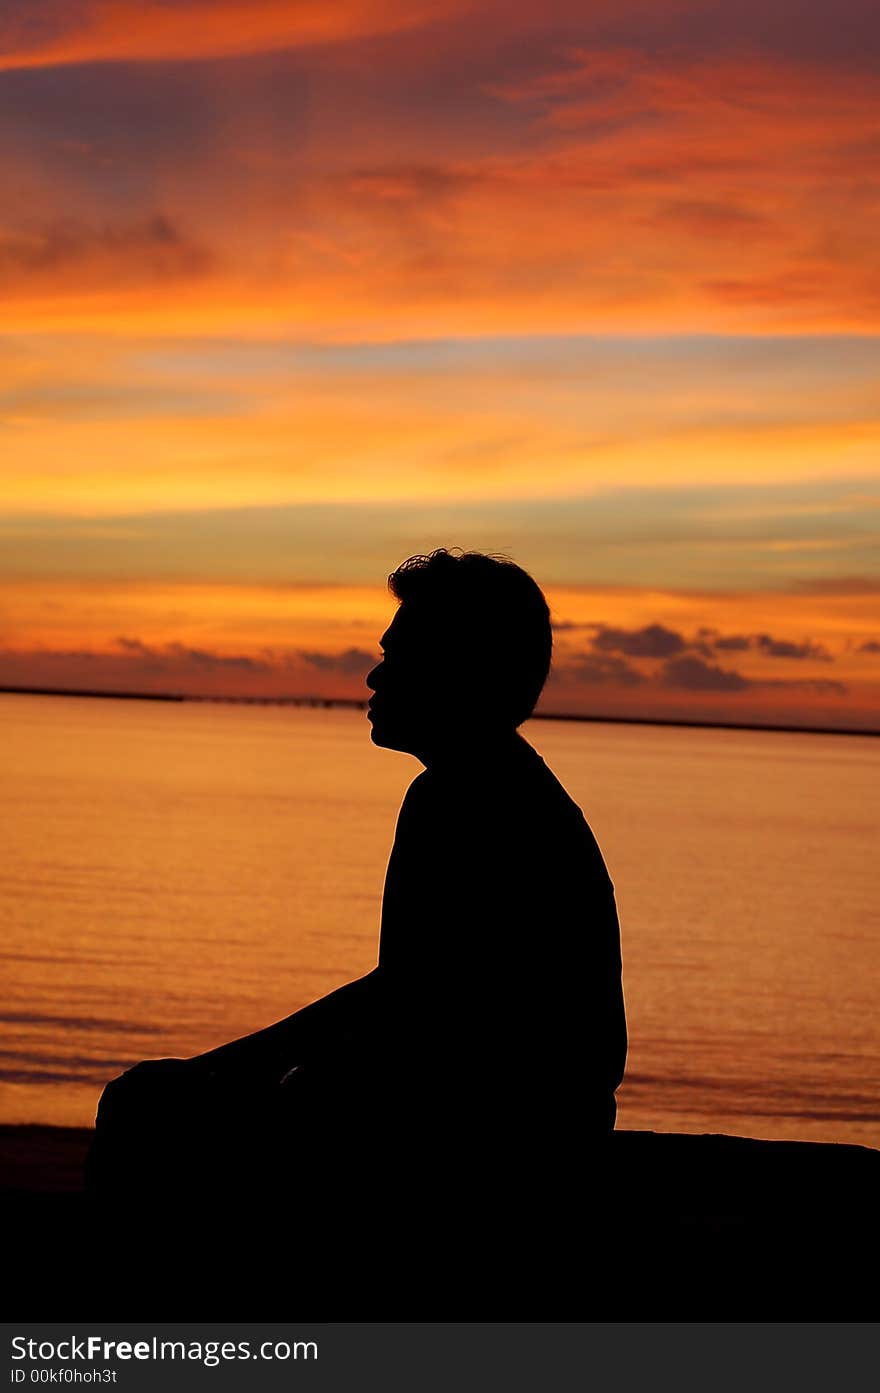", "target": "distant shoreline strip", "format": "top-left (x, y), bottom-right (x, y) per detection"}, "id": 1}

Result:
top-left (2, 684), bottom-right (877, 738)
